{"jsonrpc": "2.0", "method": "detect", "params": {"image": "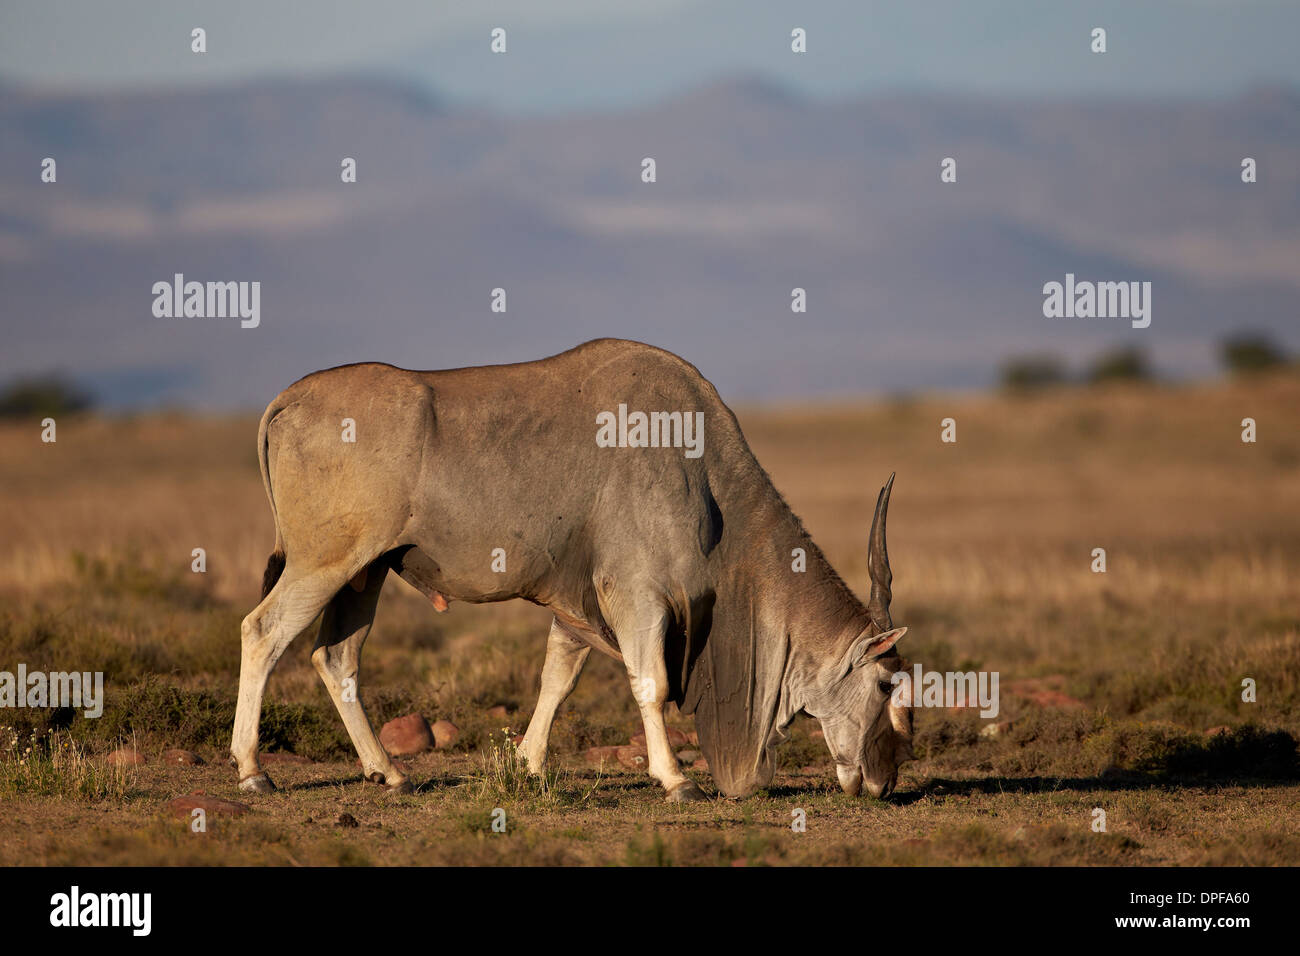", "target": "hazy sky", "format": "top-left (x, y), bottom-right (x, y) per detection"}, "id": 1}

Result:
top-left (2, 0), bottom-right (1298, 111)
